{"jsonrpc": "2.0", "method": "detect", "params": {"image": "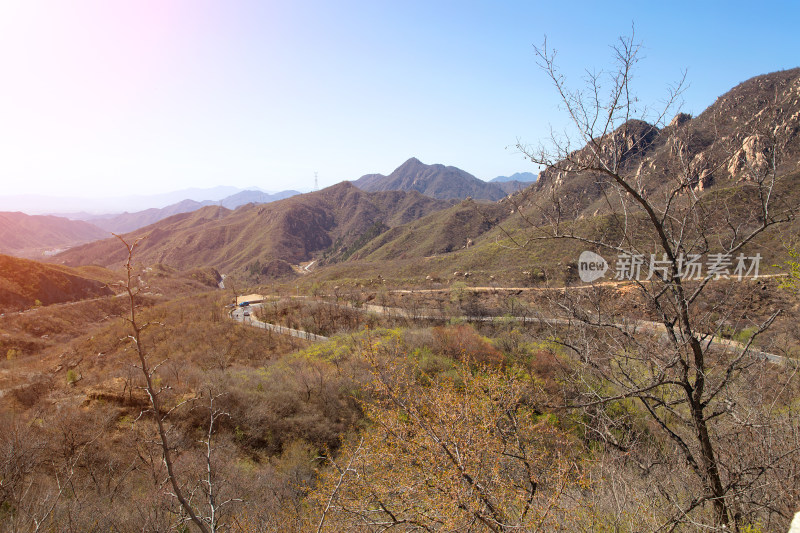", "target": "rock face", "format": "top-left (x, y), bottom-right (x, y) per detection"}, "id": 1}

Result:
top-left (529, 68), bottom-right (800, 214)
top-left (789, 511), bottom-right (800, 533)
top-left (669, 112), bottom-right (692, 128)
top-left (690, 151), bottom-right (713, 190)
top-left (728, 134), bottom-right (772, 179)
